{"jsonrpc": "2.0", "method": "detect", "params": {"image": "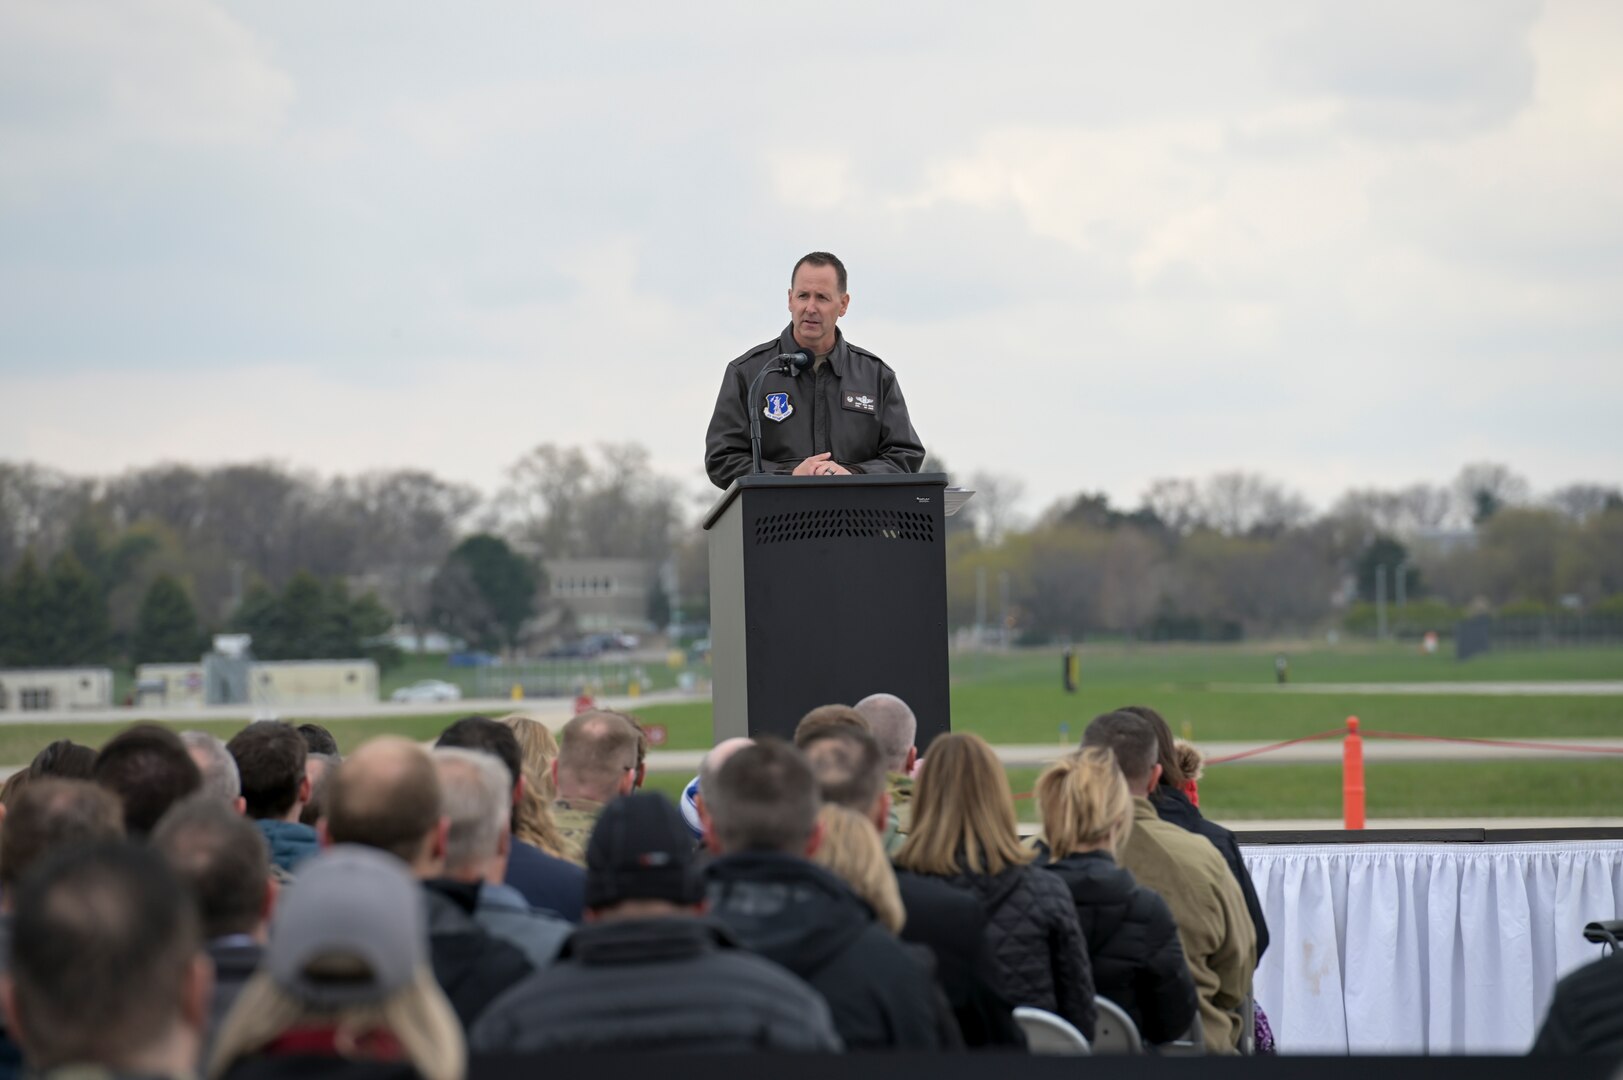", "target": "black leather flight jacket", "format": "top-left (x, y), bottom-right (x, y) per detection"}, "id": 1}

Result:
top-left (704, 325), bottom-right (925, 489)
